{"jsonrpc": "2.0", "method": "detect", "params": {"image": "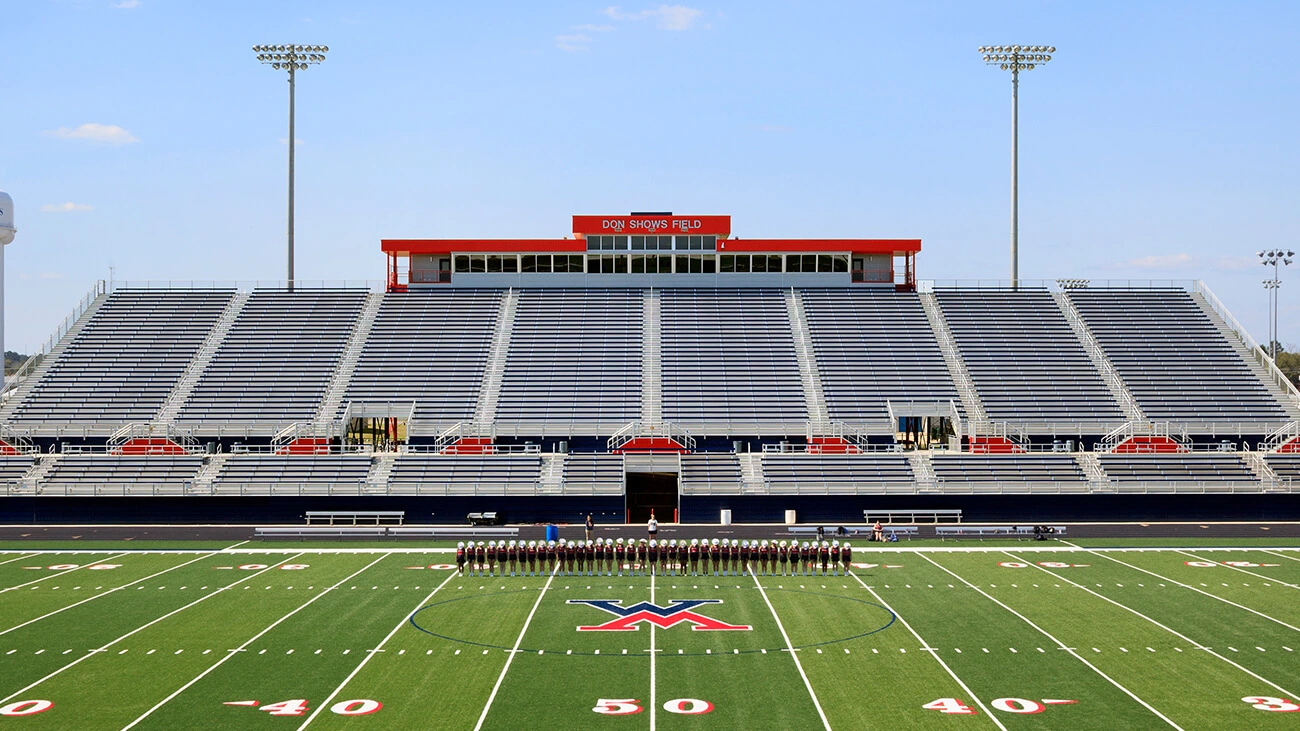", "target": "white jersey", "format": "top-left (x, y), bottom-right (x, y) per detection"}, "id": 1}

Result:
top-left (647, 518), bottom-right (658, 532)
